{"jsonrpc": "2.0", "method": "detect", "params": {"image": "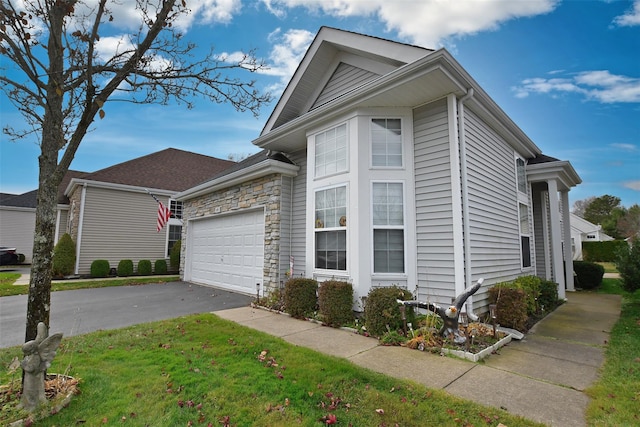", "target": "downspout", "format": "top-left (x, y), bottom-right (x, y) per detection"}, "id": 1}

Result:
top-left (74, 183), bottom-right (87, 275)
top-left (457, 88), bottom-right (478, 320)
